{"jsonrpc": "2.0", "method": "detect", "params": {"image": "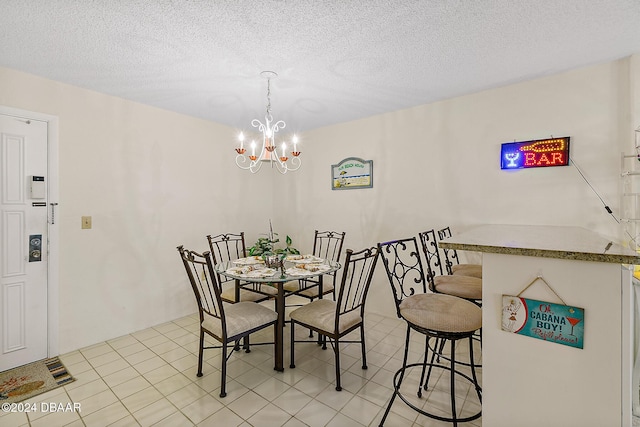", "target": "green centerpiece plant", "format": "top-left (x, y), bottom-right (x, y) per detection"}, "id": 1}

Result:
top-left (248, 221), bottom-right (300, 276)
top-left (248, 221), bottom-right (300, 257)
